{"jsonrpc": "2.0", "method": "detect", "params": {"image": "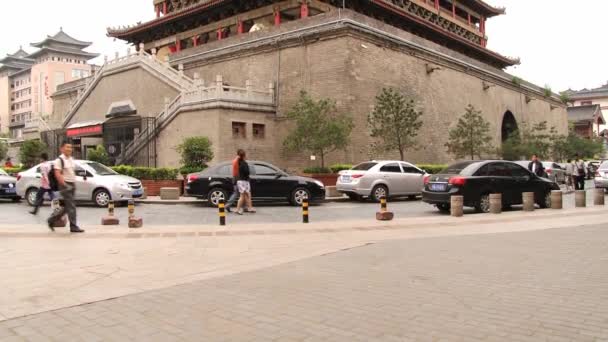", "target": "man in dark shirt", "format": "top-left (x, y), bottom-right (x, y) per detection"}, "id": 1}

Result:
top-left (528, 154), bottom-right (545, 178)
